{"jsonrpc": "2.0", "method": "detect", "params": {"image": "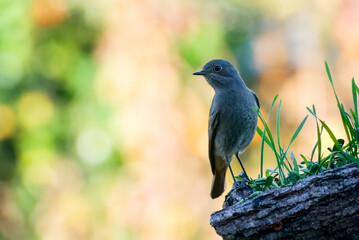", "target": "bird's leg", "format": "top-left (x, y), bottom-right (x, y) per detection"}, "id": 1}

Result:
top-left (235, 154), bottom-right (255, 192)
top-left (235, 154), bottom-right (249, 181)
top-left (224, 157), bottom-right (239, 187)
